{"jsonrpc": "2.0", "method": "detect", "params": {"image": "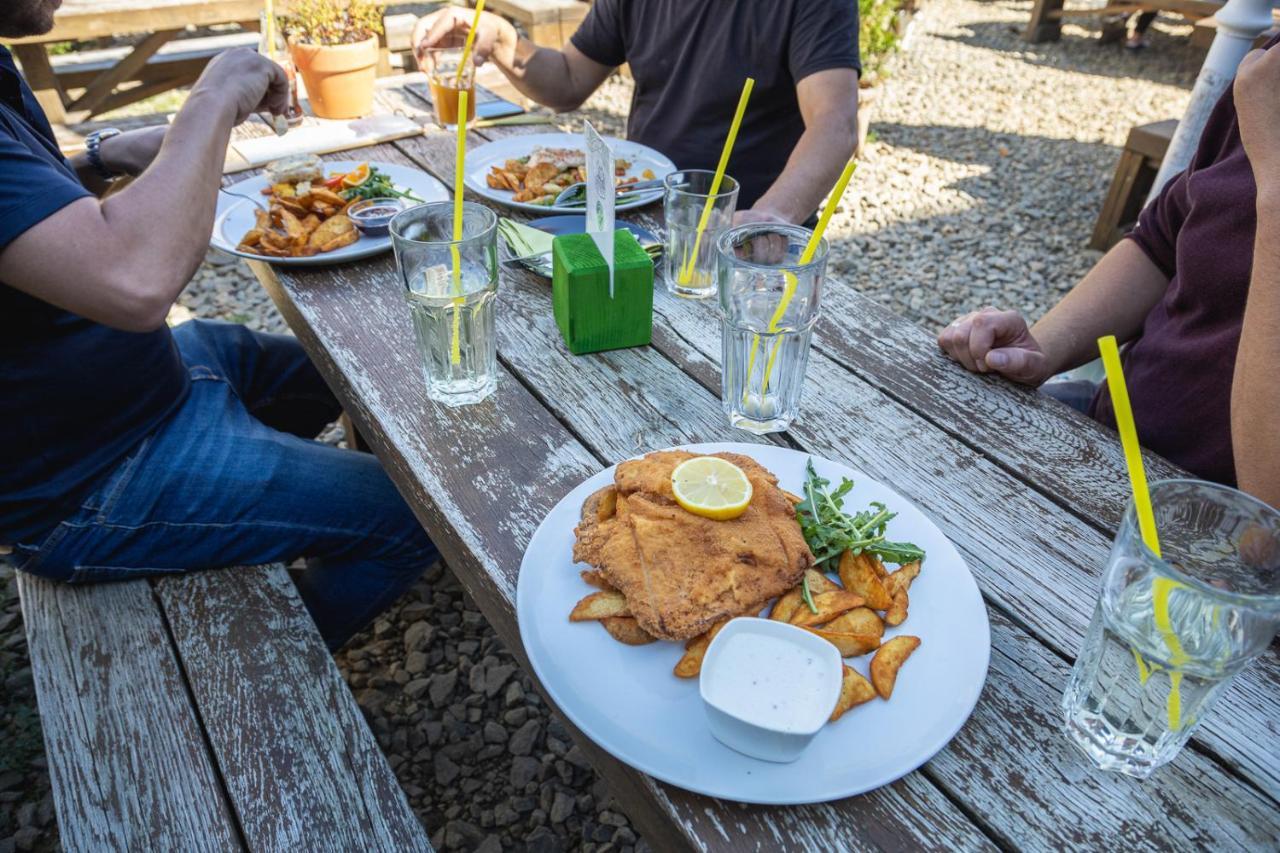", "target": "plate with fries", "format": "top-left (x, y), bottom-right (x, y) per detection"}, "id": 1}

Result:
top-left (516, 442), bottom-right (990, 804)
top-left (211, 160), bottom-right (448, 266)
top-left (464, 133), bottom-right (675, 214)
